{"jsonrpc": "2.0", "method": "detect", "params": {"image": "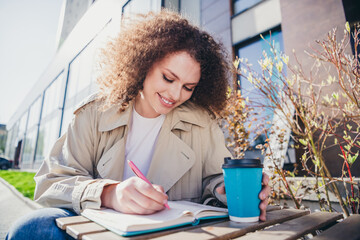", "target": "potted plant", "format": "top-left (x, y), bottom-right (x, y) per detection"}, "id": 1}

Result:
top-left (228, 23), bottom-right (359, 216)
